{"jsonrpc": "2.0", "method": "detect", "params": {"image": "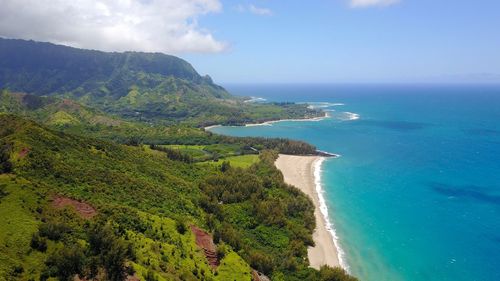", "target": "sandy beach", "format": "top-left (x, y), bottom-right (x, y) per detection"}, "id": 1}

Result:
top-left (204, 112), bottom-right (330, 131)
top-left (275, 154), bottom-right (341, 269)
top-left (203, 124), bottom-right (222, 131)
